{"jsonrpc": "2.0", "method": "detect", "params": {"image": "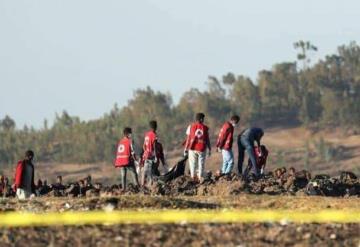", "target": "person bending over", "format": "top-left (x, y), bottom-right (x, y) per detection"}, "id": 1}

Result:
top-left (237, 128), bottom-right (264, 178)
